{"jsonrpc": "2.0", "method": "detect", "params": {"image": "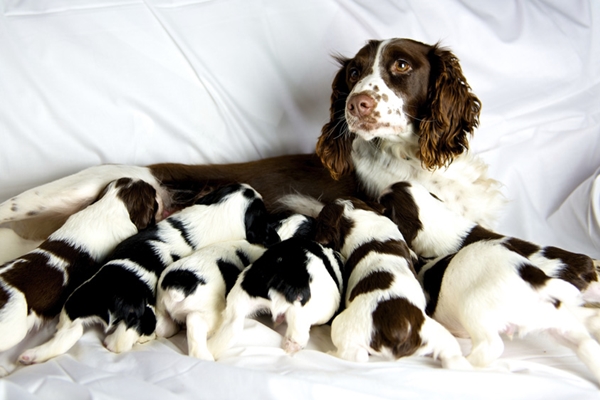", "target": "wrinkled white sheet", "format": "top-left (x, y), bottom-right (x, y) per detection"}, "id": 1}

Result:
top-left (1, 0), bottom-right (600, 398)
